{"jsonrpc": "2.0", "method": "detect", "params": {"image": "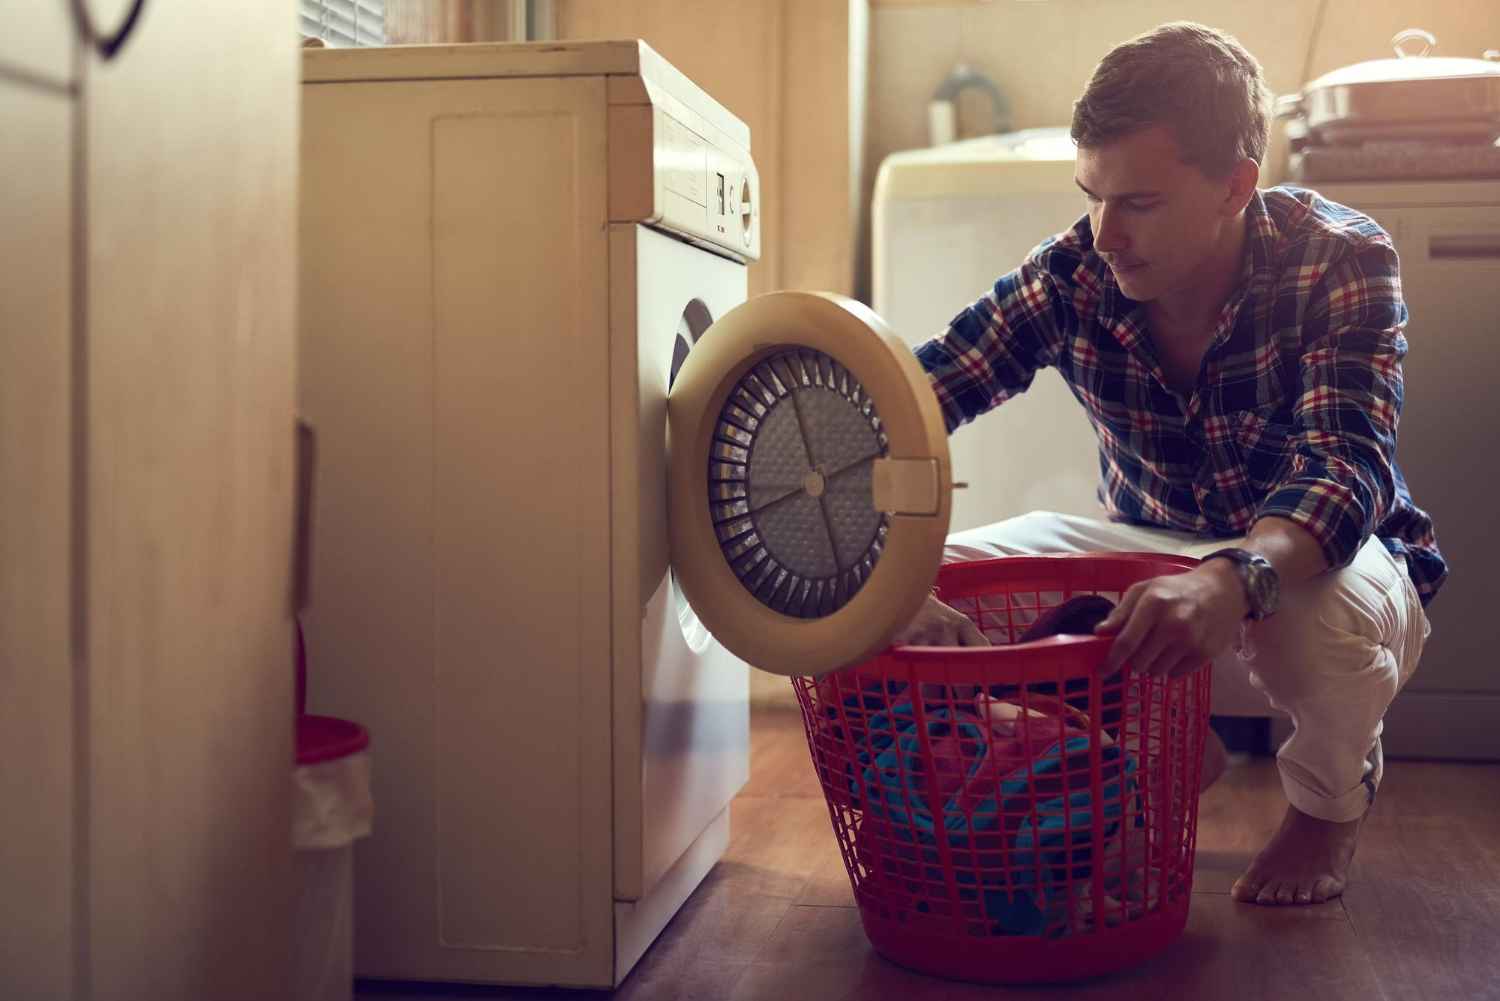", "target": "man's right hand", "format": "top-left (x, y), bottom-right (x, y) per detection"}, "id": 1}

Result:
top-left (889, 593), bottom-right (992, 648)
